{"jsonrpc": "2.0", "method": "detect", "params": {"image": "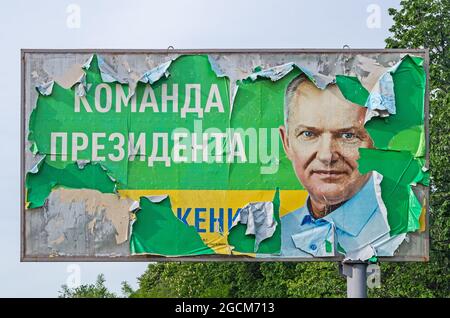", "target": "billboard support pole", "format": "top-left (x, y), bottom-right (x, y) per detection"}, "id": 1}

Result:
top-left (340, 262), bottom-right (367, 298)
